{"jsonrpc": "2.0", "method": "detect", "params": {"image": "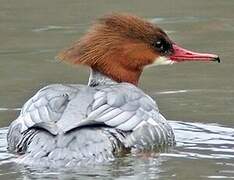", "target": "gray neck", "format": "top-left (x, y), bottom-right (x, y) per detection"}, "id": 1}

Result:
top-left (88, 68), bottom-right (118, 87)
